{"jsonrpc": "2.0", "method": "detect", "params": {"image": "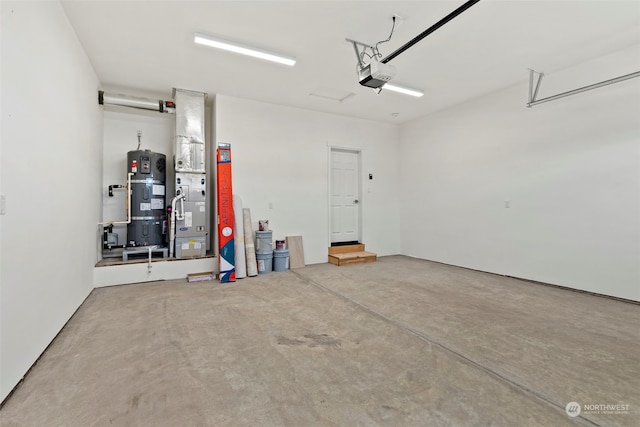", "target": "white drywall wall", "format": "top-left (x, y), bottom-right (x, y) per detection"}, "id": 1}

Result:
top-left (400, 45), bottom-right (640, 301)
top-left (214, 95), bottom-right (401, 264)
top-left (0, 1), bottom-right (103, 401)
top-left (94, 257), bottom-right (216, 288)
